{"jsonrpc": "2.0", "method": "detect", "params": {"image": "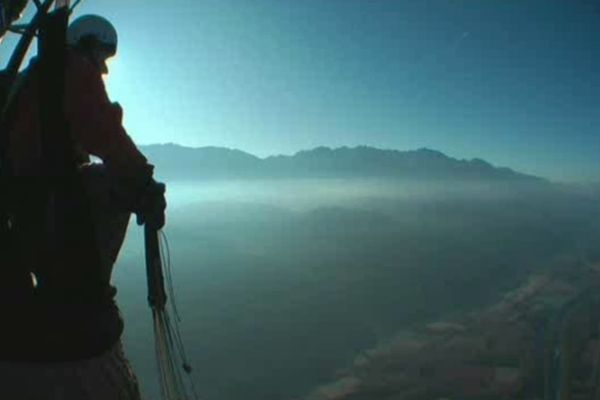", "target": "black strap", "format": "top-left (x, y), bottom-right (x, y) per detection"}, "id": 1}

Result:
top-left (34, 6), bottom-right (104, 294)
